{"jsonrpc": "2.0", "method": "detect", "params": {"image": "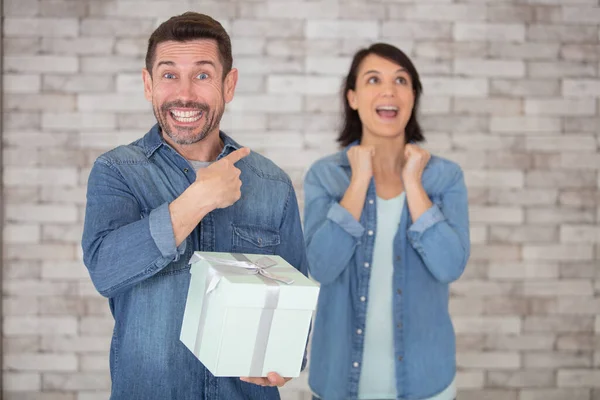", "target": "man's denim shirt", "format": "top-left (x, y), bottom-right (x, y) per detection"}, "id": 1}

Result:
top-left (82, 125), bottom-right (308, 400)
top-left (304, 144), bottom-right (470, 400)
